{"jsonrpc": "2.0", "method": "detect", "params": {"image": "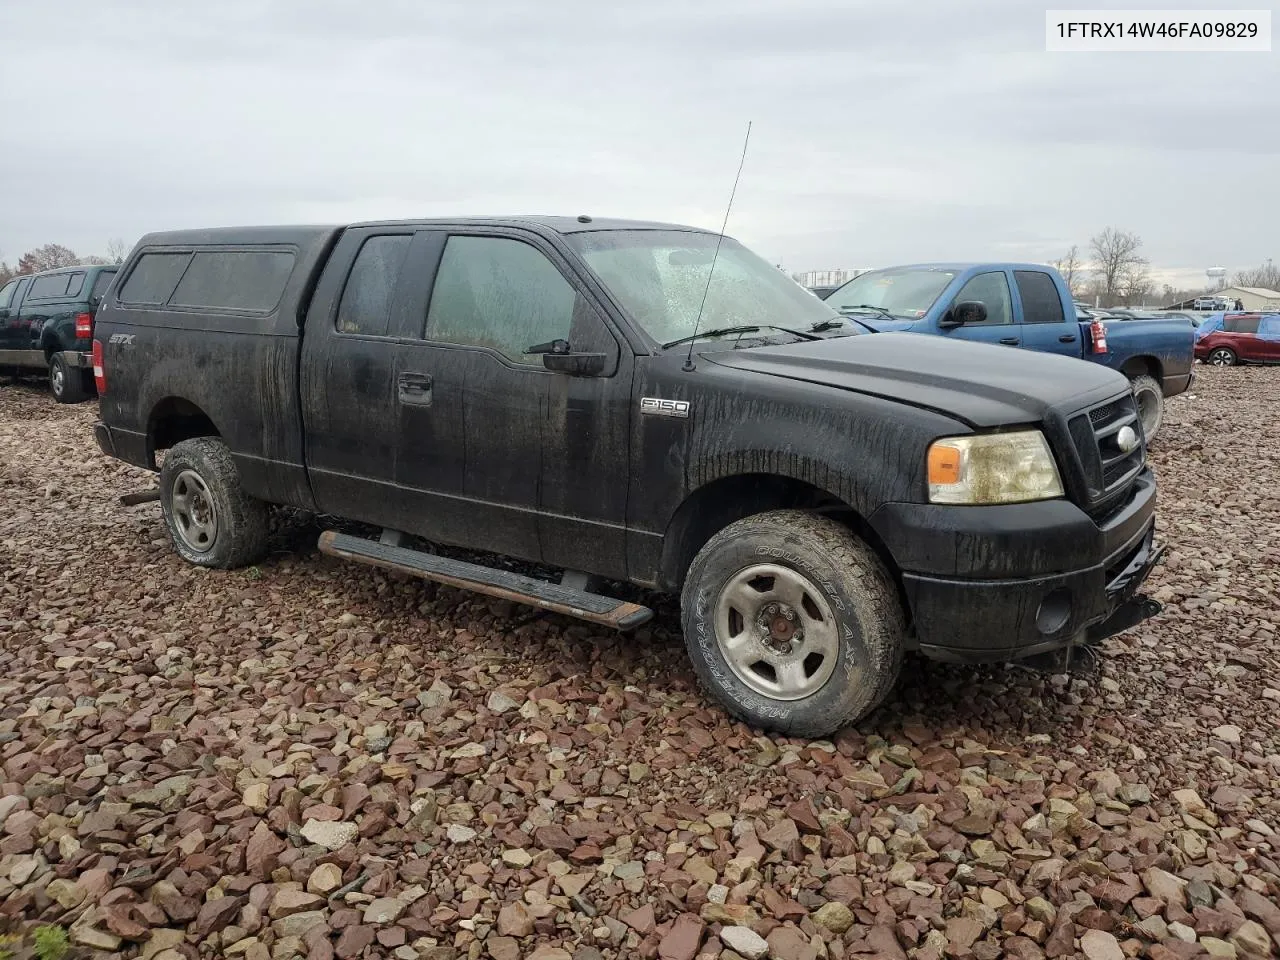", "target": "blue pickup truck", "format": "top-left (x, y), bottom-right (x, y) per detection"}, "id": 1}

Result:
top-left (823, 263), bottom-right (1194, 439)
